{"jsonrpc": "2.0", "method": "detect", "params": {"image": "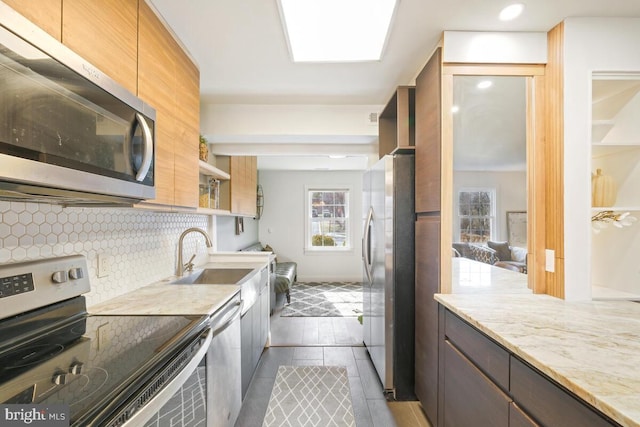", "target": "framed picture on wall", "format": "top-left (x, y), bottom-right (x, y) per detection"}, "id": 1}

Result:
top-left (507, 211), bottom-right (527, 248)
